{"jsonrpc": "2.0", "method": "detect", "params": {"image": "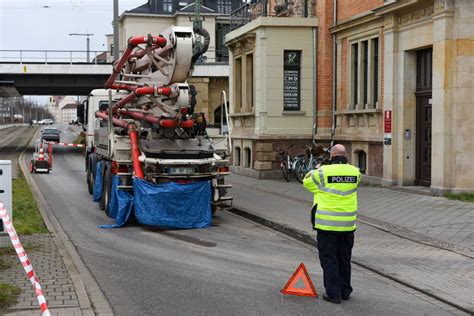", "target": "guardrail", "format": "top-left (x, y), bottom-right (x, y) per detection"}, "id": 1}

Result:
top-left (230, 0), bottom-right (310, 30)
top-left (0, 49), bottom-right (229, 65)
